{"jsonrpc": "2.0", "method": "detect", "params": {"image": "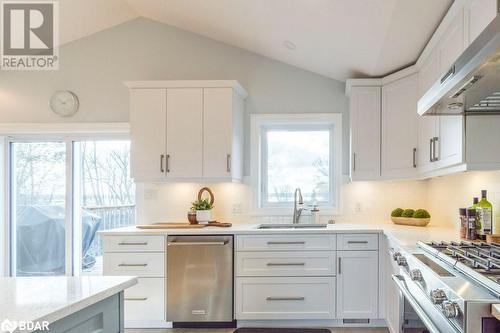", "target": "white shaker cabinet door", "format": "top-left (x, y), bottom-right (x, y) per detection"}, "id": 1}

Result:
top-left (438, 8), bottom-right (465, 77)
top-left (465, 0), bottom-right (498, 45)
top-left (166, 88), bottom-right (203, 178)
top-left (336, 251), bottom-right (379, 319)
top-left (203, 88), bottom-right (233, 179)
top-left (417, 116), bottom-right (438, 174)
top-left (129, 88), bottom-right (167, 182)
top-left (436, 115), bottom-right (464, 170)
top-left (418, 49), bottom-right (440, 100)
top-left (381, 74), bottom-right (419, 179)
top-left (350, 86), bottom-right (381, 181)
